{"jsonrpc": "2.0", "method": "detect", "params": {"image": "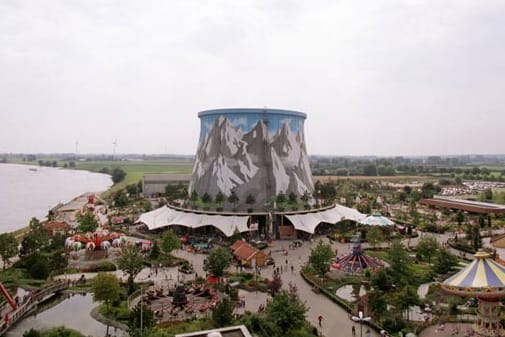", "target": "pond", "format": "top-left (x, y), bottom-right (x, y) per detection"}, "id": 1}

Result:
top-left (335, 284), bottom-right (367, 302)
top-left (6, 293), bottom-right (125, 337)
